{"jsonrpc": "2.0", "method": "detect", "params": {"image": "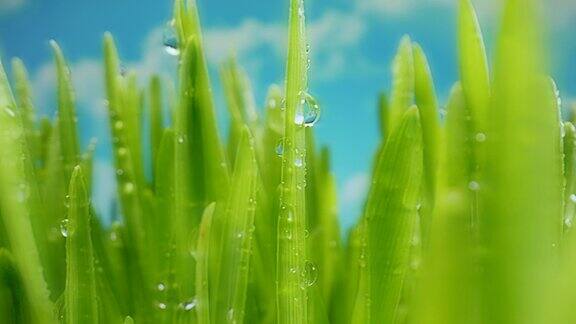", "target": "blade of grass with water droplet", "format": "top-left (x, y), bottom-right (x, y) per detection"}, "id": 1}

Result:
top-left (563, 122), bottom-right (576, 235)
top-left (276, 0), bottom-right (314, 322)
top-left (64, 166), bottom-right (98, 324)
top-left (0, 60), bottom-right (56, 323)
top-left (482, 1), bottom-right (563, 322)
top-left (357, 107), bottom-right (423, 323)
